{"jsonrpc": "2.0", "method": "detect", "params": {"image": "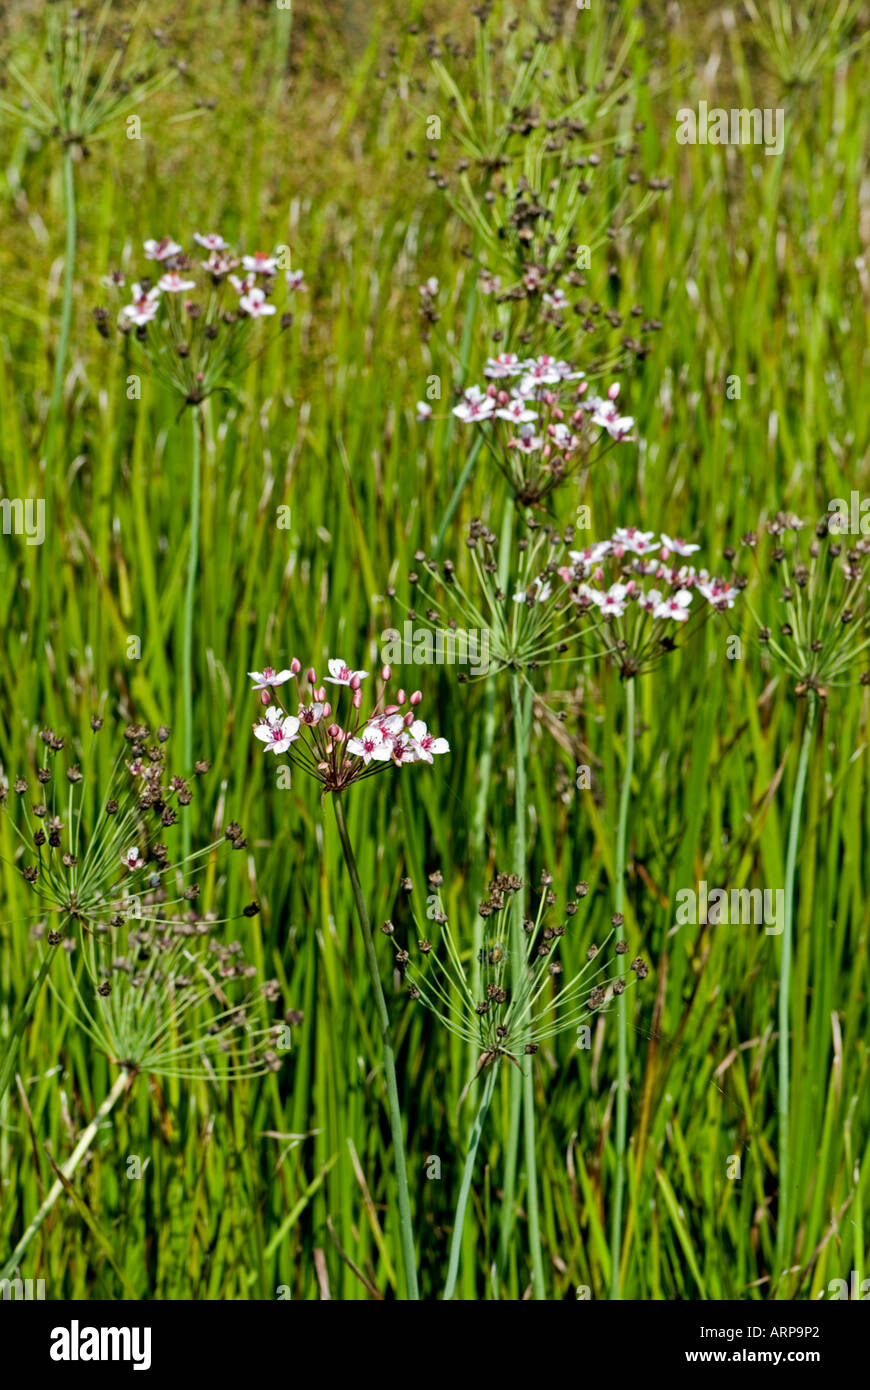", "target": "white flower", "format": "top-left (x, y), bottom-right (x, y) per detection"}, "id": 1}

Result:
top-left (653, 589), bottom-right (693, 622)
top-left (193, 232), bottom-right (228, 251)
top-left (242, 252), bottom-right (278, 274)
top-left (158, 272), bottom-right (196, 293)
top-left (598, 583), bottom-right (629, 618)
top-left (416, 401), bottom-right (433, 421)
top-left (325, 659), bottom-right (368, 686)
top-left (298, 701), bottom-right (326, 727)
top-left (121, 846), bottom-right (144, 870)
top-left (254, 706), bottom-right (301, 753)
top-left (419, 276), bottom-right (439, 296)
top-left (660, 533), bottom-right (700, 557)
top-left (286, 269), bottom-right (306, 291)
top-left (407, 720), bottom-right (449, 763)
top-left (347, 726), bottom-right (393, 765)
top-left (496, 394), bottom-right (538, 424)
top-left (240, 287), bottom-right (276, 318)
top-left (698, 578), bottom-right (739, 610)
top-left (144, 237), bottom-right (182, 261)
top-left (543, 289), bottom-right (568, 310)
top-left (121, 284), bottom-right (160, 326)
top-left (453, 386), bottom-right (495, 422)
top-left (484, 353), bottom-right (523, 378)
top-left (612, 527), bottom-right (658, 557)
top-left (249, 667), bottom-right (293, 690)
